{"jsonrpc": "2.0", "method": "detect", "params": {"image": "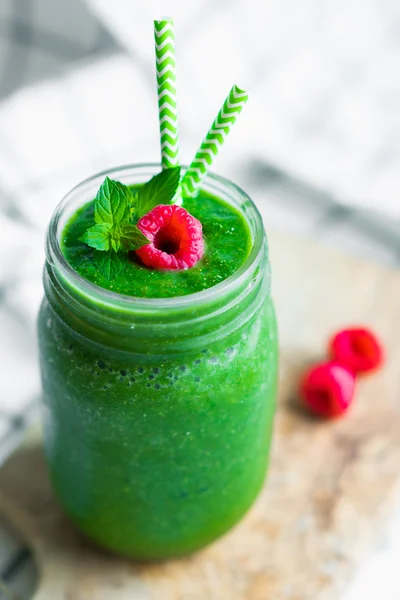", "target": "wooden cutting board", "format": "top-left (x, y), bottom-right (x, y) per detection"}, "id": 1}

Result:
top-left (1, 230), bottom-right (400, 600)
